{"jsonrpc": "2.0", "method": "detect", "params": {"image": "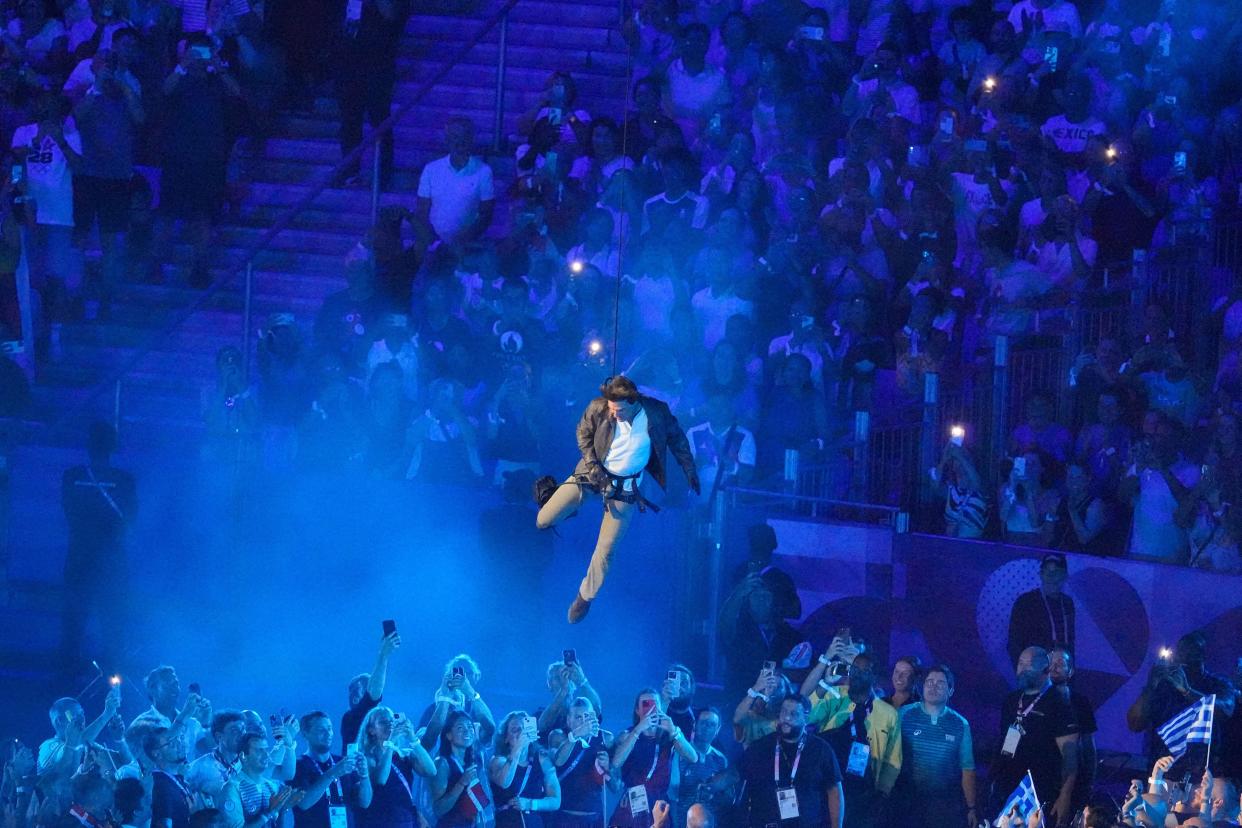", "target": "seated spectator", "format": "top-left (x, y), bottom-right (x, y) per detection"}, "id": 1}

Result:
top-left (686, 393), bottom-right (757, 503)
top-left (366, 313), bottom-right (419, 402)
top-left (416, 118), bottom-right (496, 246)
top-left (1059, 462), bottom-right (1123, 555)
top-left (757, 353), bottom-right (828, 477)
top-left (569, 117), bottom-right (634, 199)
top-left (641, 152), bottom-right (710, 245)
top-left (999, 450), bottom-right (1061, 548)
top-left (315, 245), bottom-right (387, 377)
top-left (623, 76), bottom-right (680, 164)
top-left (1074, 390), bottom-right (1131, 493)
top-left (360, 360), bottom-right (412, 479)
top-left (843, 41), bottom-right (921, 125)
top-left (711, 12), bottom-right (761, 109)
top-left (894, 288), bottom-right (948, 400)
top-left (663, 24), bottom-right (731, 146)
top-left (406, 377), bottom-right (483, 484)
top-left (1071, 338), bottom-right (1136, 429)
top-left (1121, 411), bottom-right (1200, 563)
top-left (565, 208), bottom-right (620, 283)
top-left (3, 0), bottom-right (69, 83)
top-left (690, 248), bottom-right (752, 350)
top-left (937, 8), bottom-right (985, 97)
top-left (516, 71), bottom-right (591, 176)
top-left (683, 339), bottom-right (761, 427)
top-left (1008, 0), bottom-right (1083, 39)
top-left (1138, 352), bottom-right (1201, 430)
top-left (1127, 304), bottom-right (1180, 376)
top-left (1041, 78), bottom-right (1106, 166)
top-left (932, 438), bottom-right (988, 539)
top-left (1179, 461), bottom-right (1242, 575)
top-left (1016, 164), bottom-right (1067, 256)
top-left (1012, 392), bottom-right (1073, 464)
top-left (485, 362), bottom-right (540, 486)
